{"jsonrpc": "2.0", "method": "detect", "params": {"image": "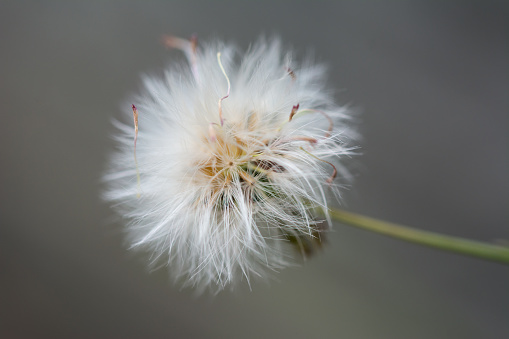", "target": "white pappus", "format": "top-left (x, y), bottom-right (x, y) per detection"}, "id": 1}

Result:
top-left (104, 35), bottom-right (355, 292)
